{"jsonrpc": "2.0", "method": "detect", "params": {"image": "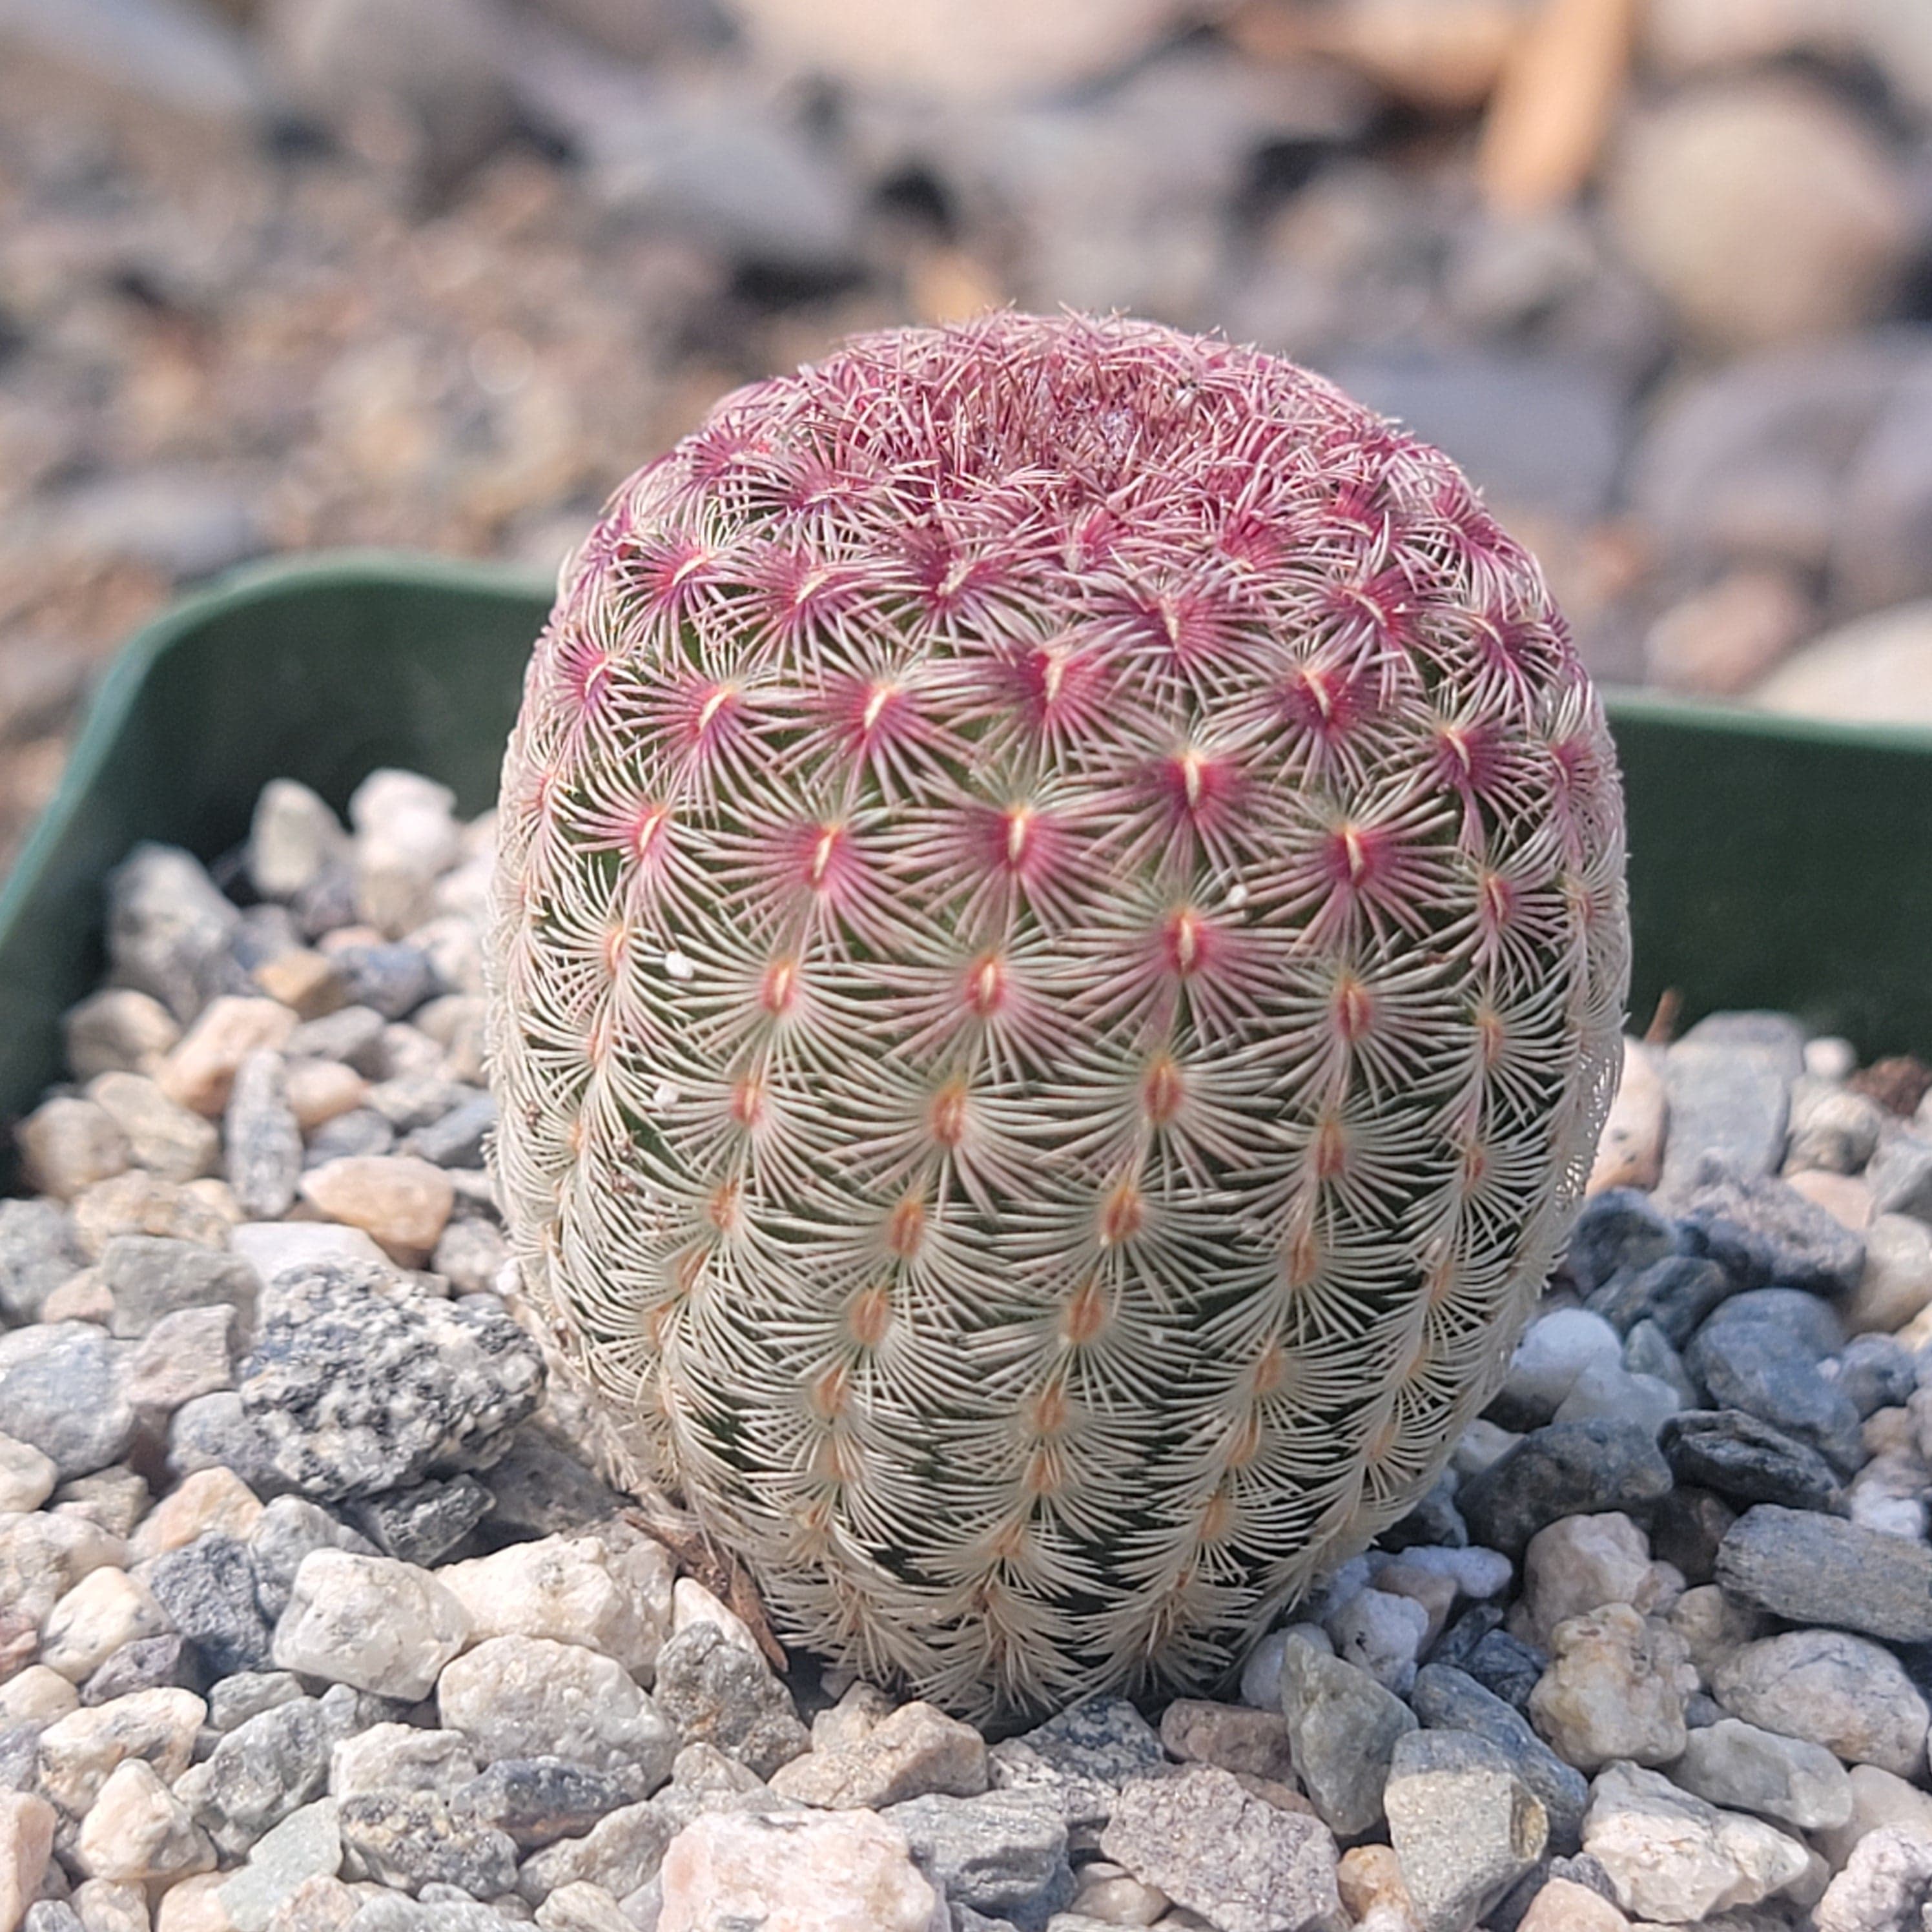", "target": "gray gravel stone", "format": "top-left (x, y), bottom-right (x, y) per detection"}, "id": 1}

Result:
top-left (1715, 1503), bottom-right (1932, 1642)
top-left (1669, 1716), bottom-right (1853, 1833)
top-left (0, 1322), bottom-right (137, 1479)
top-left (286, 1005), bottom-right (387, 1073)
top-left (1676, 1169), bottom-right (1867, 1297)
top-left (1279, 1639), bottom-right (1417, 1838)
top-left (1384, 1728), bottom-right (1548, 1932)
top-left (1660, 1409), bottom-right (1845, 1511)
top-left (402, 1094), bottom-right (495, 1169)
top-left (1661, 1013), bottom-right (1804, 1195)
top-left (1831, 1333), bottom-right (1918, 1415)
top-left (80, 1634), bottom-right (198, 1707)
top-left (1458, 1419), bottom-right (1674, 1556)
top-left (249, 1495), bottom-right (378, 1621)
top-left (987, 1698), bottom-right (1165, 1833)
top-left (478, 1432), bottom-right (625, 1539)
top-left (1587, 1255), bottom-right (1731, 1346)
top-left (224, 1051), bottom-right (303, 1221)
top-left (238, 1260), bottom-right (544, 1499)
top-left (1698, 1285), bottom-right (1845, 1359)
top-left (1409, 1664), bottom-right (1588, 1855)
top-left (207, 1672), bottom-right (305, 1732)
top-left (302, 1109), bottom-right (396, 1166)
top-left (1099, 1765), bottom-right (1340, 1932)
top-left (1685, 1313), bottom-right (1865, 1475)
top-left (329, 944), bottom-right (437, 1022)
top-left (167, 1391), bottom-right (280, 1493)
top-left (449, 1756), bottom-right (642, 1851)
top-left (648, 1624), bottom-right (807, 1781)
top-left (346, 1474), bottom-right (491, 1567)
top-left (337, 1789), bottom-right (519, 1898)
top-left (1565, 1189), bottom-right (1683, 1296)
top-left (98, 1236), bottom-right (258, 1341)
top-left (149, 1534), bottom-right (274, 1678)
top-left (216, 1795), bottom-right (343, 1932)
top-left (0, 1199), bottom-right (84, 1322)
top-left (107, 843), bottom-right (242, 1024)
top-left (192, 1685), bottom-right (366, 1857)
top-left (885, 1790), bottom-right (1072, 1929)
top-left (1869, 1133), bottom-right (1932, 1222)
